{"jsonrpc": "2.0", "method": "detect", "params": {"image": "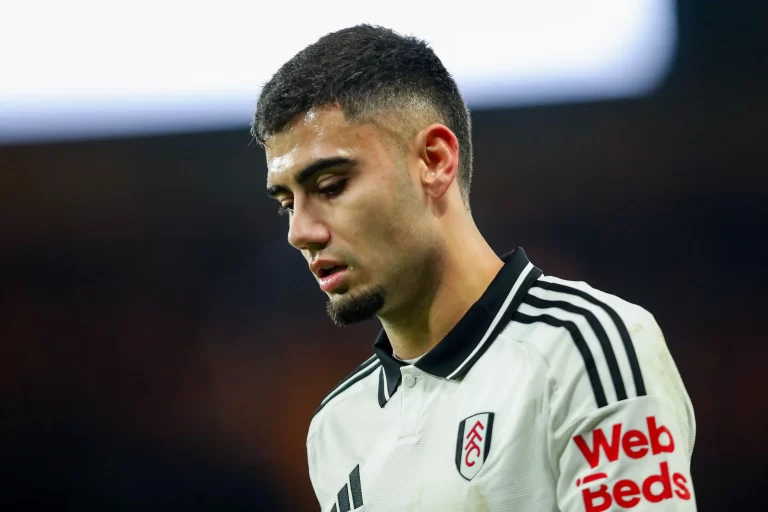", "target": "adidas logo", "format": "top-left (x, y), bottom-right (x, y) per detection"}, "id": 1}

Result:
top-left (331, 464), bottom-right (364, 512)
